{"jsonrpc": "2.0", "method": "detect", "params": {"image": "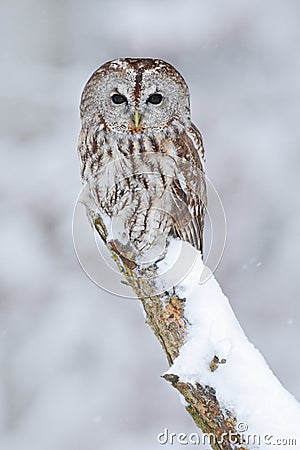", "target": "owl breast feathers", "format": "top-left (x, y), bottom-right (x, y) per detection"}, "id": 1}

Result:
top-left (78, 58), bottom-right (207, 264)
